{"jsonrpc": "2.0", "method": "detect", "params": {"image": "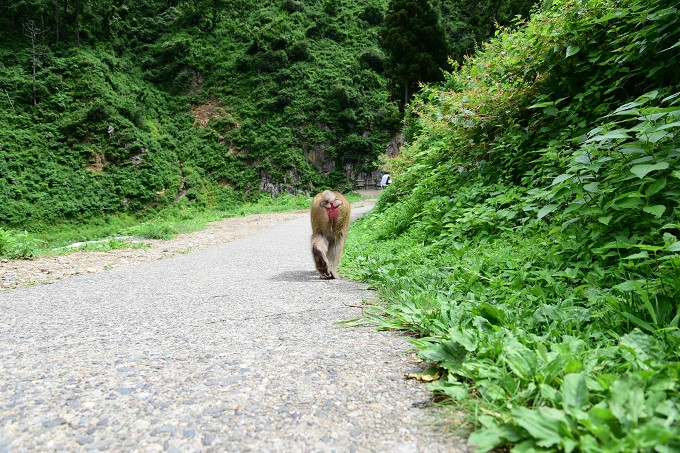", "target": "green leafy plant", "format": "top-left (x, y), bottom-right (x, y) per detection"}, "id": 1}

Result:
top-left (0, 229), bottom-right (42, 259)
top-left (123, 221), bottom-right (178, 240)
top-left (344, 0), bottom-right (680, 450)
